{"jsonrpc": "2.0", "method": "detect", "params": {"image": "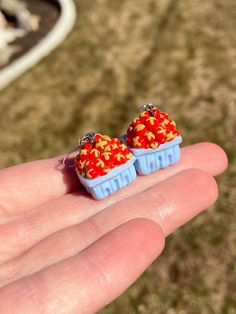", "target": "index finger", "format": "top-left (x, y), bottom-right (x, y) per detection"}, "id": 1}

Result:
top-left (0, 156), bottom-right (80, 216)
top-left (0, 143), bottom-right (227, 216)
